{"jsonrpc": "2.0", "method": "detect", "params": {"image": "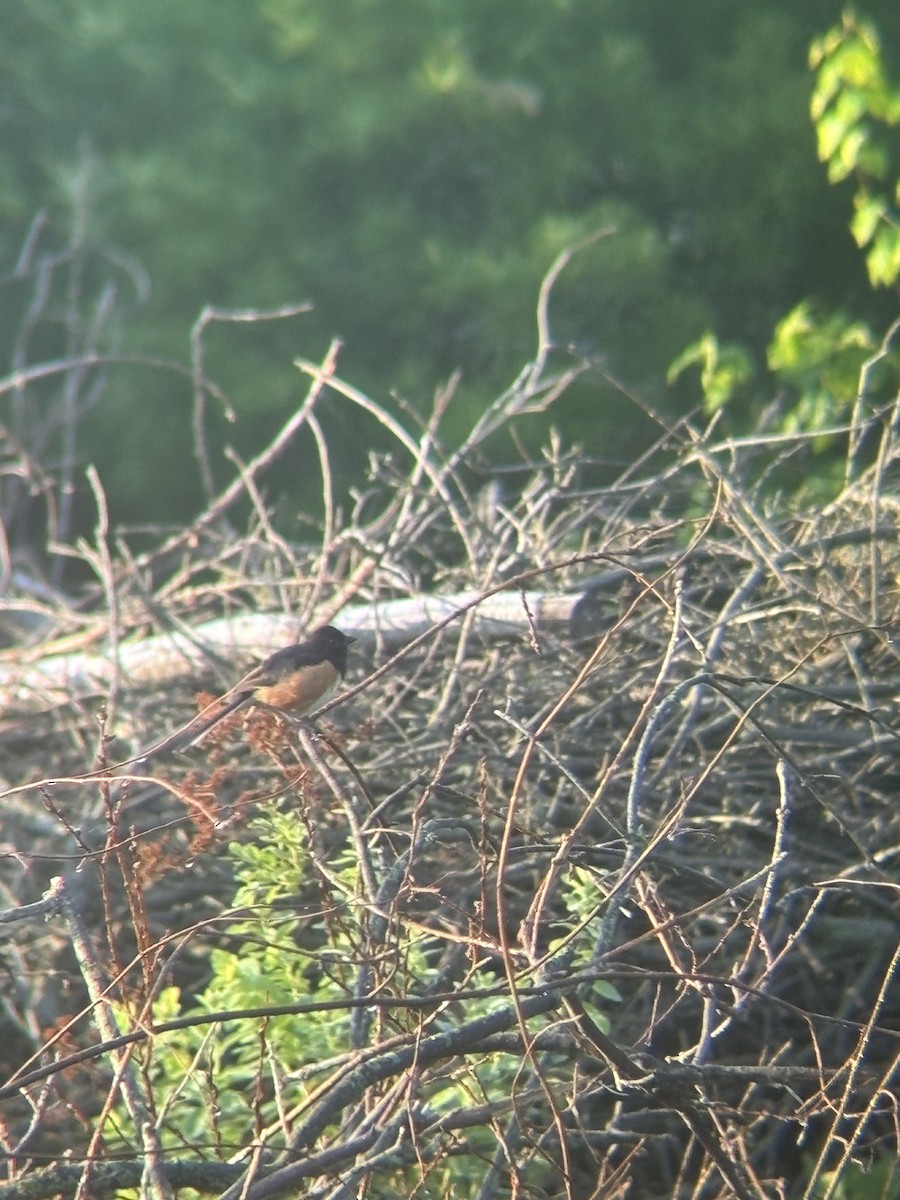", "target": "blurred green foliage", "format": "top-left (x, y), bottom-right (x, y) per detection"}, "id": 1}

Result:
top-left (812, 1157), bottom-right (900, 1199)
top-left (667, 7), bottom-right (899, 499)
top-left (811, 9), bottom-right (900, 288)
top-left (668, 332), bottom-right (754, 414)
top-left (1, 1), bottom-right (898, 527)
top-left (767, 301), bottom-right (876, 435)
